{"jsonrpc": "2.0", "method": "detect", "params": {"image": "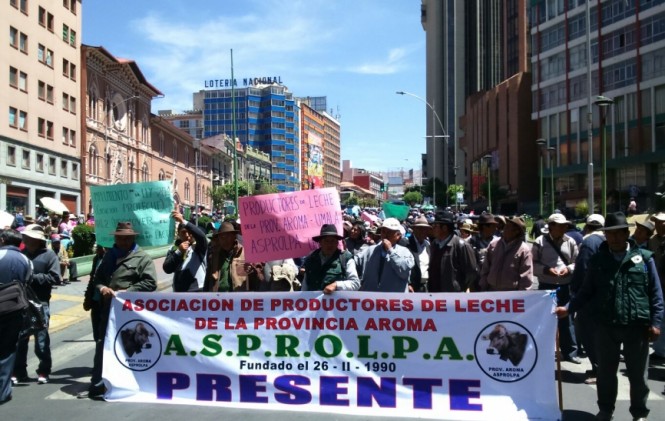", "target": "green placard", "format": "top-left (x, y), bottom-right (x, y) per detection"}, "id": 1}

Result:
top-left (382, 202), bottom-right (410, 221)
top-left (90, 181), bottom-right (175, 248)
